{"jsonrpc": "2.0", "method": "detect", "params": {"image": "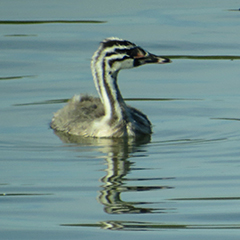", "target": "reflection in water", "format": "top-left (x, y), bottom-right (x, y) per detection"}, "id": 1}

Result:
top-left (54, 131), bottom-right (174, 229)
top-left (98, 140), bottom-right (173, 215)
top-left (54, 131), bottom-right (173, 214)
top-left (55, 133), bottom-right (239, 231)
top-left (61, 221), bottom-right (240, 231)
